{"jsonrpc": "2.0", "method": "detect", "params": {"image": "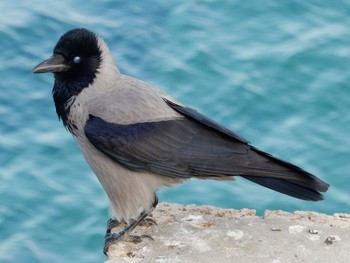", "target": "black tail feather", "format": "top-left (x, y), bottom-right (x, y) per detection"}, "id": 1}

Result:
top-left (242, 176), bottom-right (325, 201)
top-left (250, 146), bottom-right (329, 193)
